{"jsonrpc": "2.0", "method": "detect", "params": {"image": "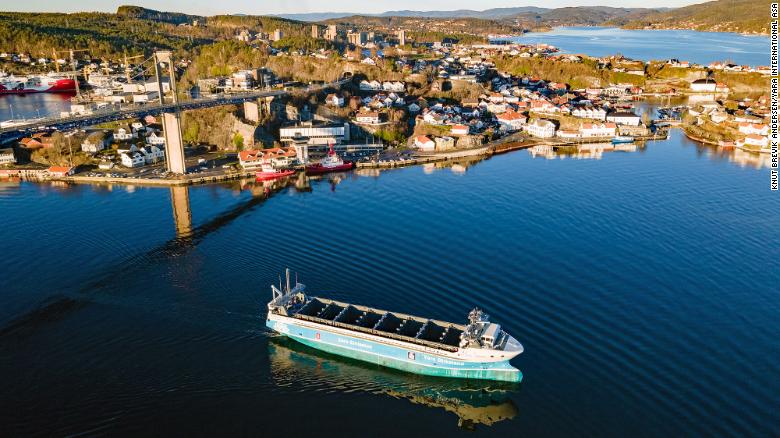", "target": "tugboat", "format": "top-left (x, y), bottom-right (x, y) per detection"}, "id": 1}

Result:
top-left (305, 144), bottom-right (353, 175)
top-left (256, 164), bottom-right (296, 181)
top-left (611, 135), bottom-right (635, 144)
top-left (266, 269), bottom-right (524, 382)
